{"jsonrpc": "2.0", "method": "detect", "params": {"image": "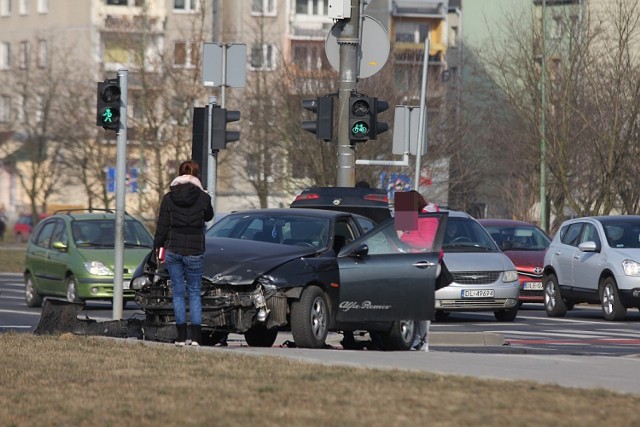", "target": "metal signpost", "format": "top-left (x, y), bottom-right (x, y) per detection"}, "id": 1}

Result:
top-left (202, 43), bottom-right (246, 216)
top-left (113, 69), bottom-right (128, 320)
